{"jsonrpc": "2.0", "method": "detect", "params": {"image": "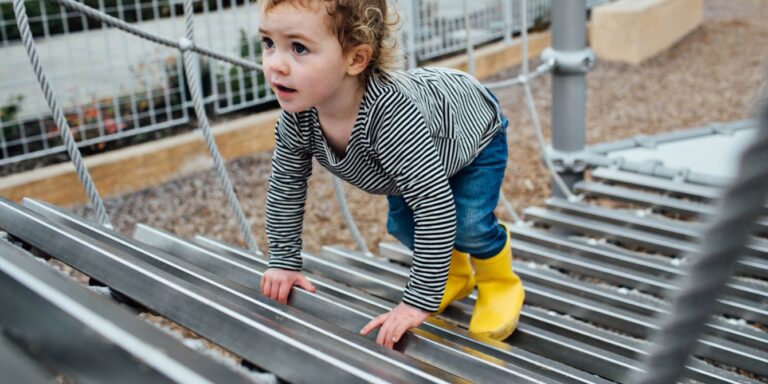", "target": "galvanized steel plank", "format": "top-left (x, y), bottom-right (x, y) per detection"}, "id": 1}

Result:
top-left (523, 206), bottom-right (768, 281)
top-left (590, 168), bottom-right (722, 200)
top-left (381, 241), bottom-right (767, 382)
top-left (131, 224), bottom-right (555, 384)
top-left (197, 237), bottom-right (612, 384)
top-left (0, 237), bottom-right (254, 384)
top-left (2, 198), bottom-right (448, 384)
top-left (545, 198), bottom-right (768, 258)
top-left (0, 327), bottom-right (56, 384)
